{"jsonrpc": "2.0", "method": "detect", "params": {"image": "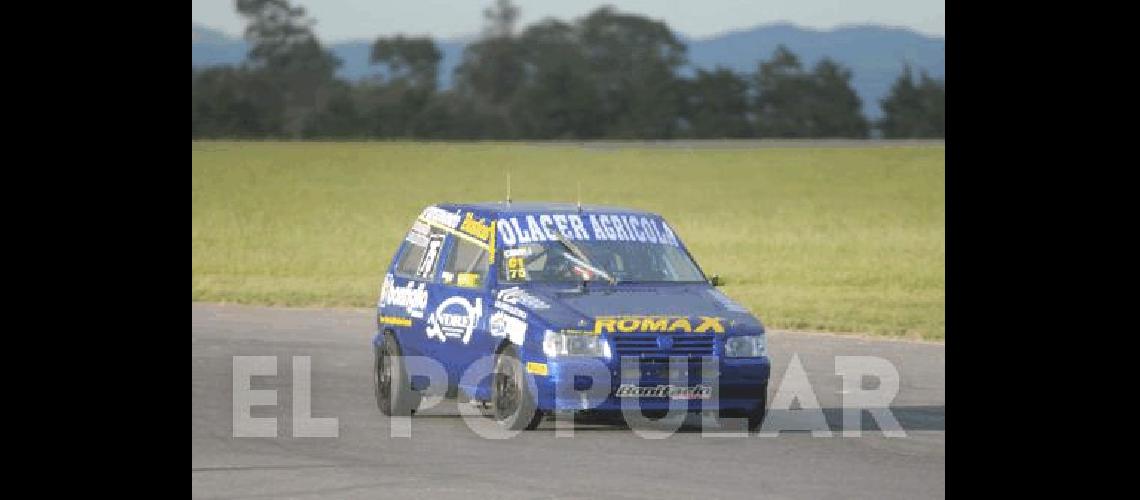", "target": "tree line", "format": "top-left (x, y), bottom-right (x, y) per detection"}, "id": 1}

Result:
top-left (192, 0), bottom-right (945, 140)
